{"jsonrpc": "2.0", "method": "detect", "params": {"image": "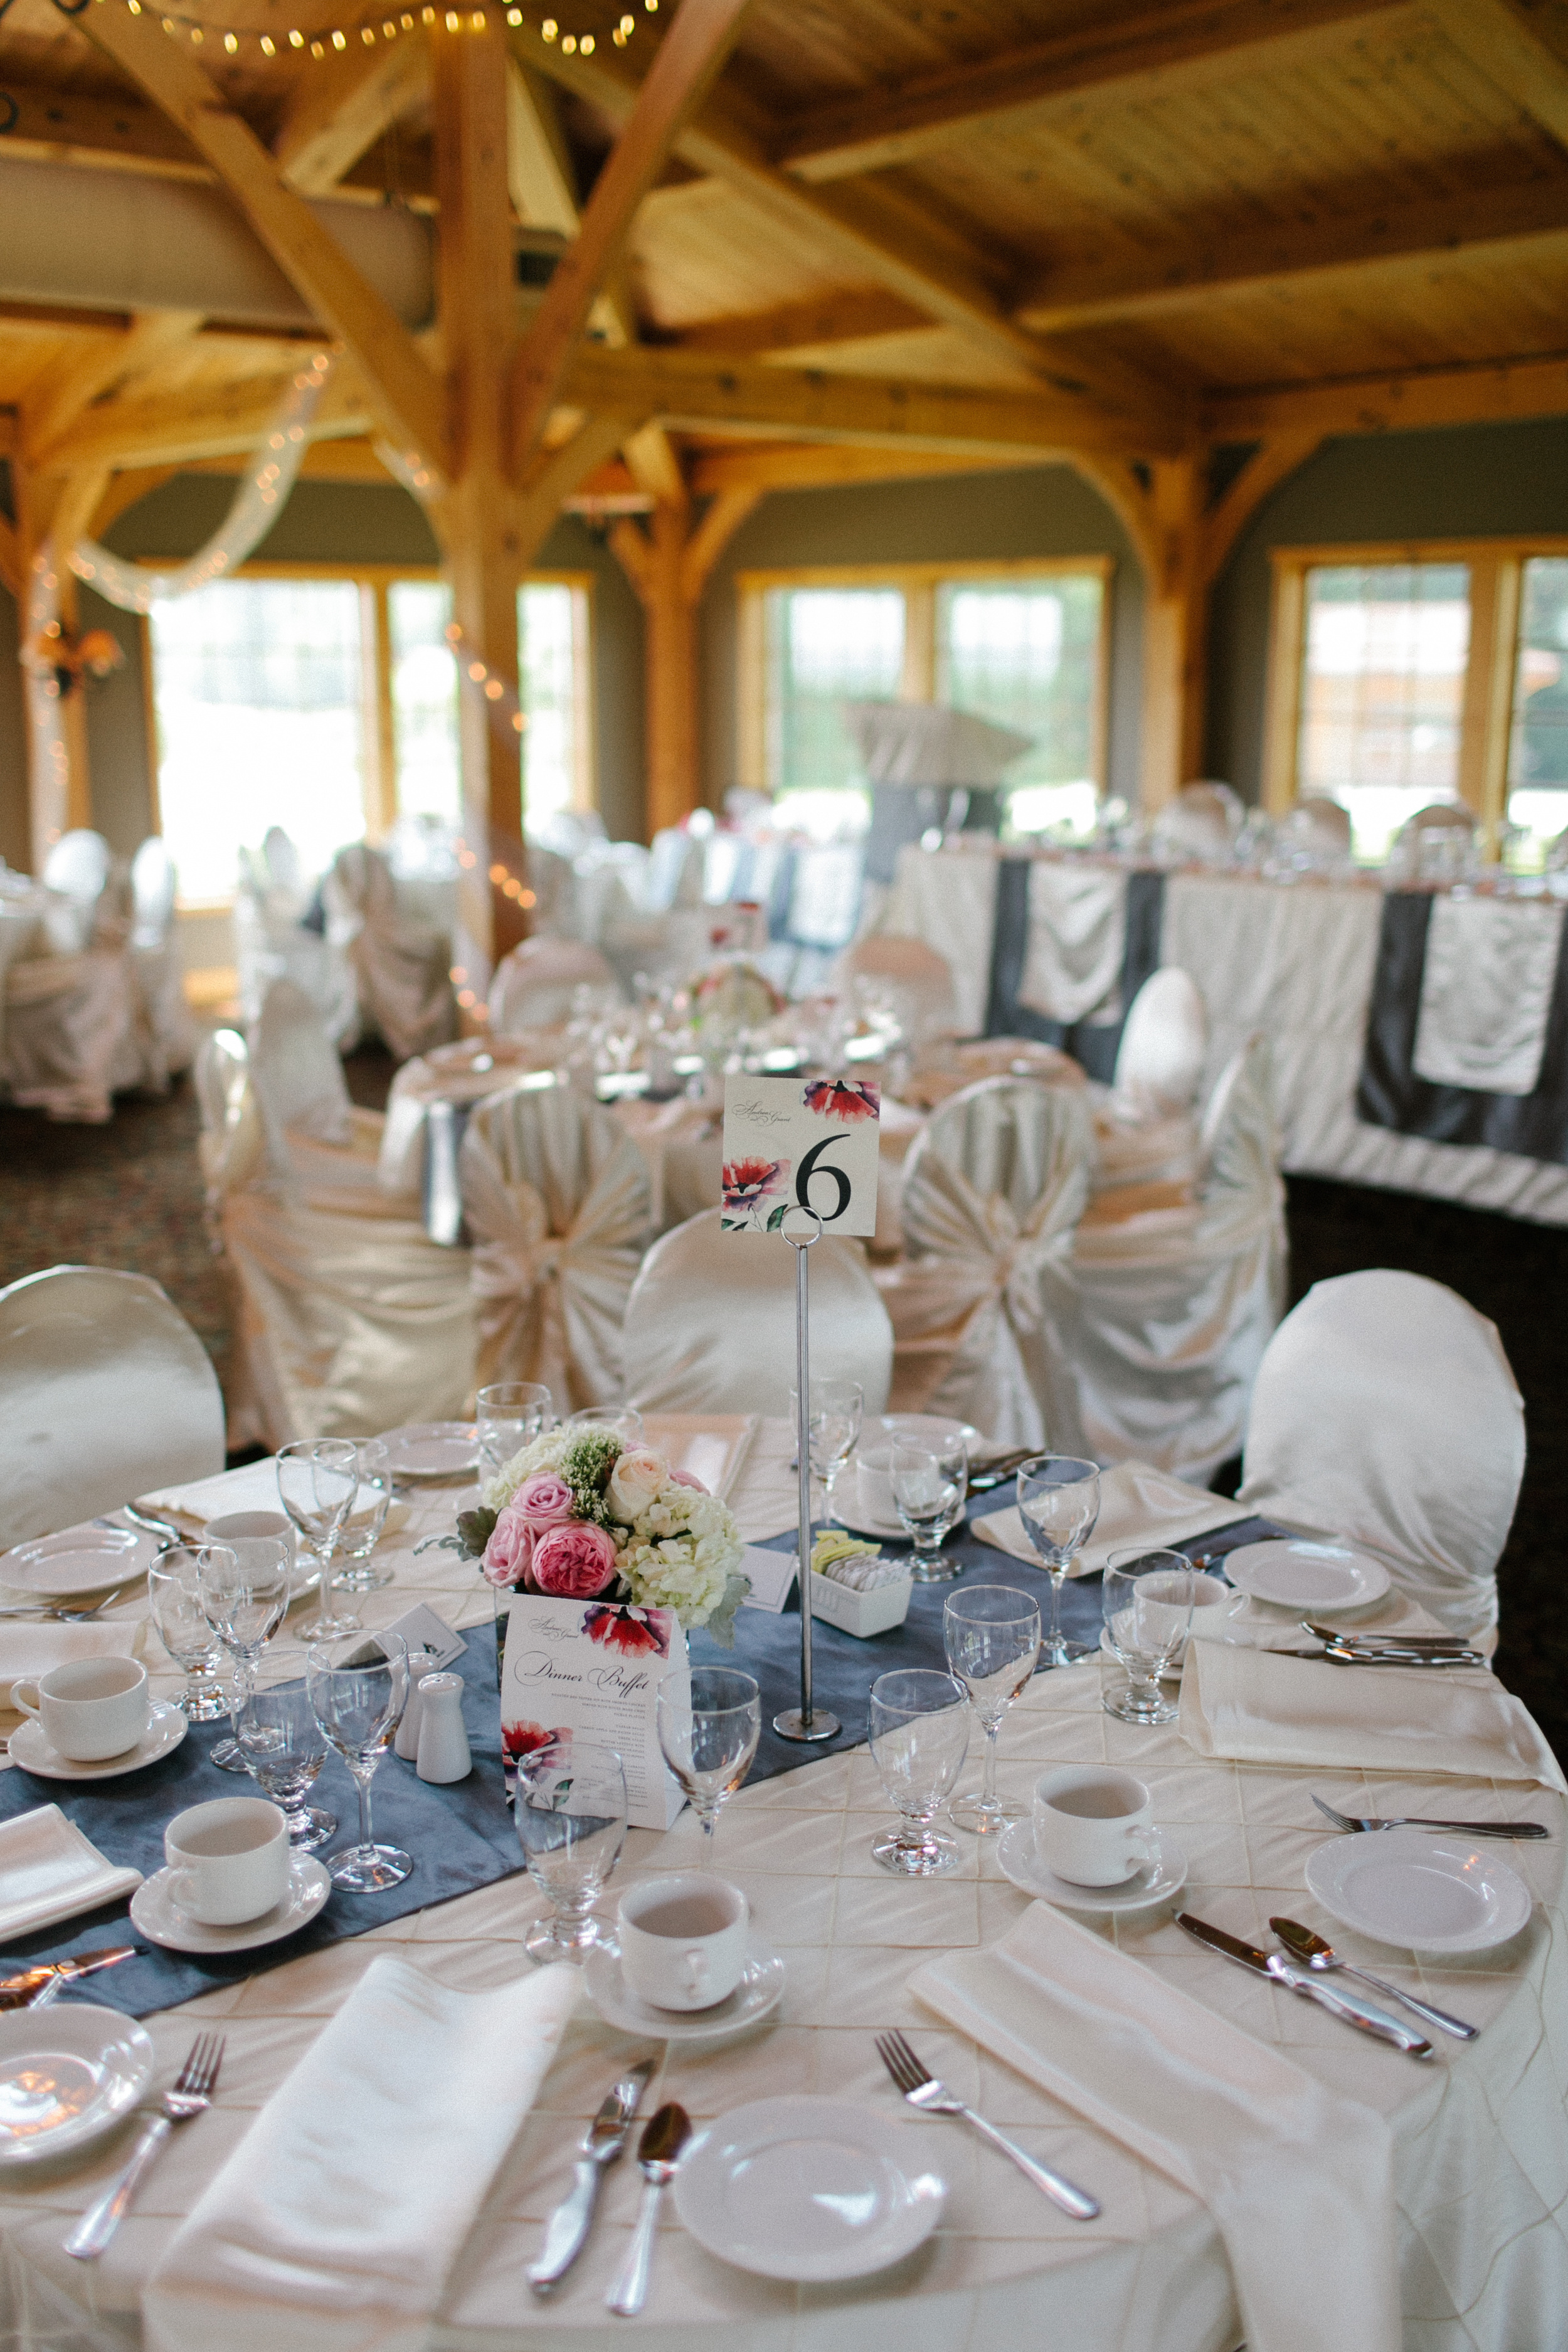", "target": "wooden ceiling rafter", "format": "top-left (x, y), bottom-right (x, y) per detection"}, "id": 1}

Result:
top-left (23, 309), bottom-right (204, 471)
top-left (272, 26), bottom-right (432, 194)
